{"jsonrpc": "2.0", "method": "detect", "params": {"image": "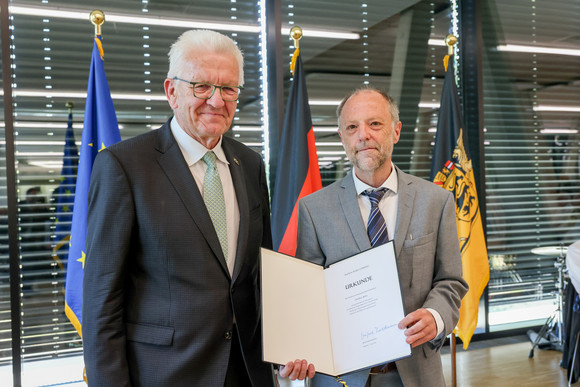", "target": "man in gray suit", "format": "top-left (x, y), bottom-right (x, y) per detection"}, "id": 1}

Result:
top-left (82, 30), bottom-right (278, 386)
top-left (288, 87), bottom-right (468, 386)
